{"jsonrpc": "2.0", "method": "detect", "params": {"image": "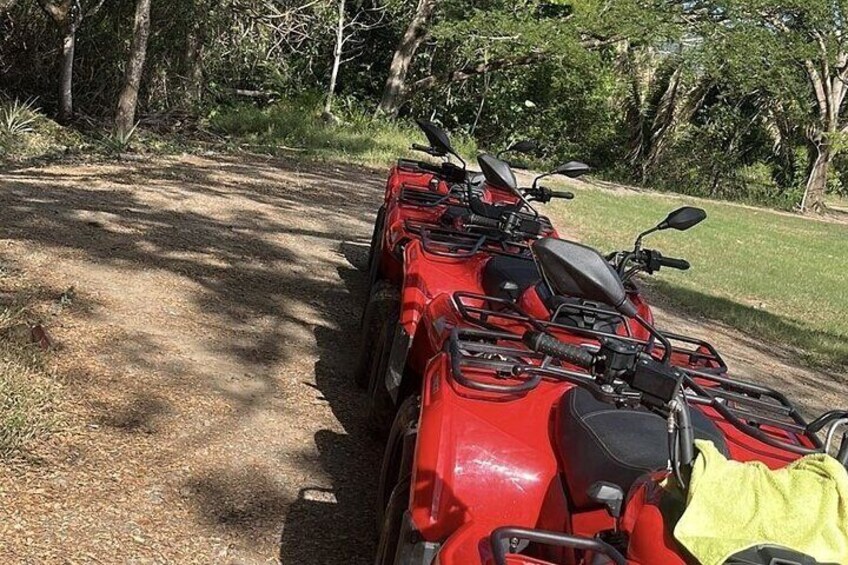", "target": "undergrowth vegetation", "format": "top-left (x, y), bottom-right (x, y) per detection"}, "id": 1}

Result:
top-left (206, 99), bottom-right (478, 166)
top-left (0, 303), bottom-right (56, 459)
top-left (0, 98), bottom-right (84, 162)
